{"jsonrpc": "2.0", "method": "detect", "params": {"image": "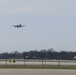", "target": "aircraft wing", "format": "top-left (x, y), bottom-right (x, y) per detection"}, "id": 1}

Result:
top-left (12, 25), bottom-right (17, 27)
